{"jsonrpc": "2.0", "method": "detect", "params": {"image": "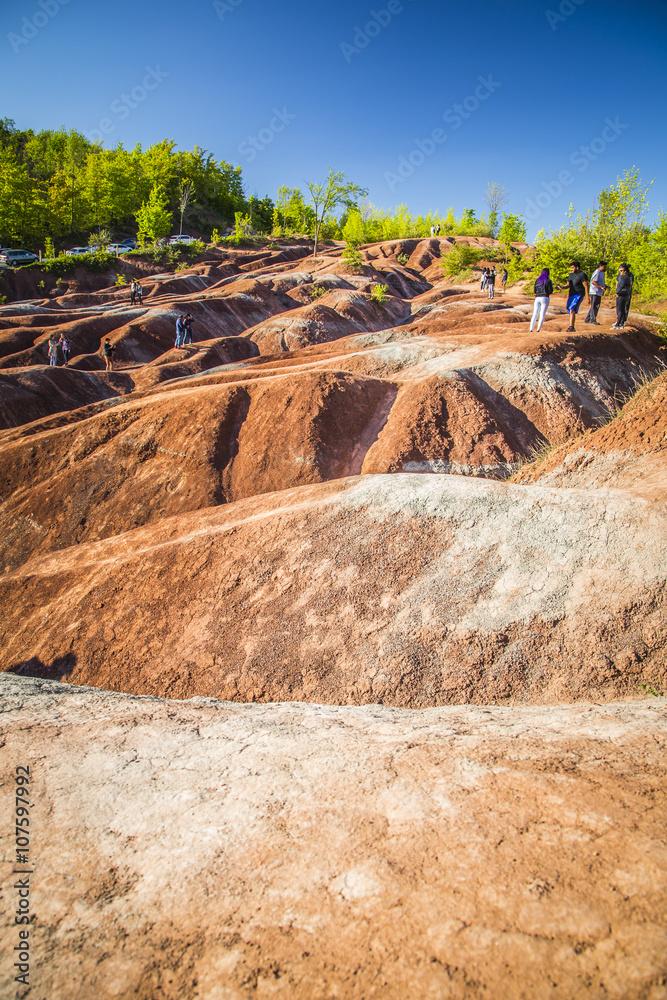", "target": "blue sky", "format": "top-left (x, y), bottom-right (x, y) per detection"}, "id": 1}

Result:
top-left (3, 0), bottom-right (665, 239)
